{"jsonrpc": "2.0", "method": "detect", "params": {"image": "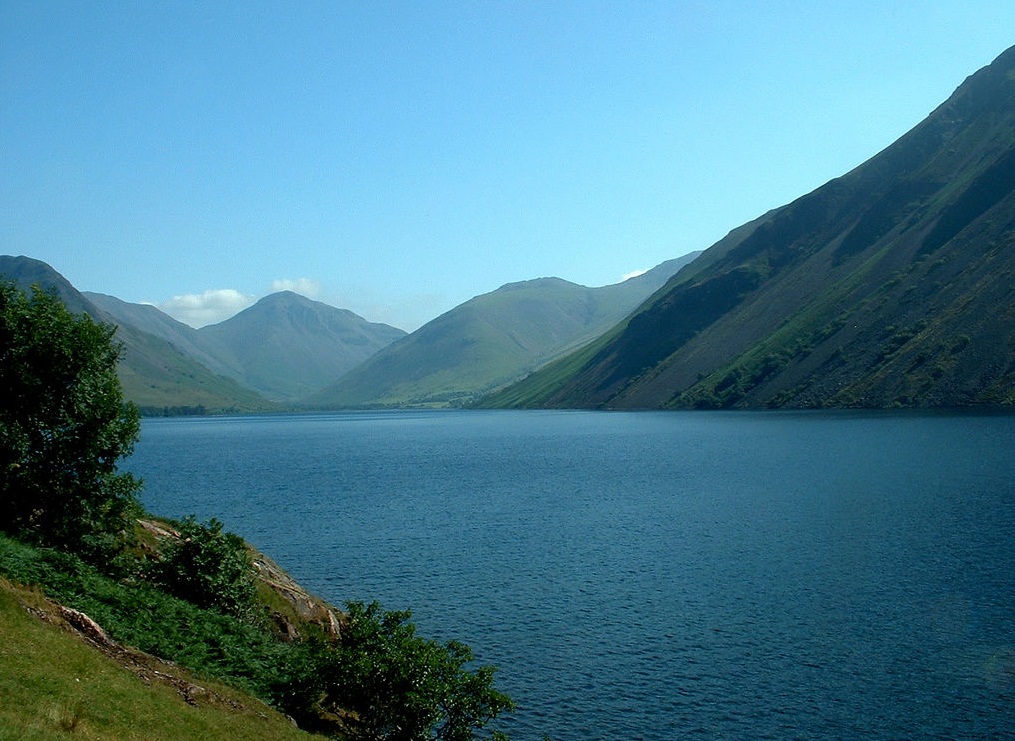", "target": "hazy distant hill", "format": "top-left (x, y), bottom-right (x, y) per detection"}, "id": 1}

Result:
top-left (84, 292), bottom-right (236, 378)
top-left (308, 254), bottom-right (698, 408)
top-left (89, 289), bottom-right (405, 403)
top-left (1, 256), bottom-right (274, 414)
top-left (483, 46), bottom-right (1015, 410)
top-left (197, 291), bottom-right (406, 402)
